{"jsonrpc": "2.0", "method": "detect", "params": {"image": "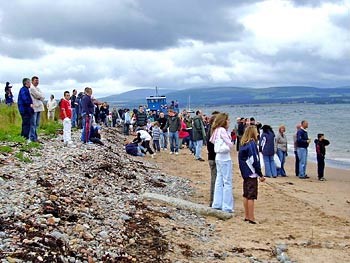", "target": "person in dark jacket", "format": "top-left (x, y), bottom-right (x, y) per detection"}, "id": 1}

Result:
top-left (17, 78), bottom-right (33, 139)
top-left (157, 112), bottom-right (168, 150)
top-left (259, 125), bottom-right (277, 178)
top-left (135, 105), bottom-right (147, 130)
top-left (80, 87), bottom-right (95, 143)
top-left (192, 110), bottom-right (206, 161)
top-left (5, 82), bottom-right (14, 106)
top-left (206, 111), bottom-right (219, 206)
top-left (296, 120), bottom-right (311, 179)
top-left (165, 109), bottom-right (181, 154)
top-left (239, 125), bottom-right (265, 224)
top-left (314, 134), bottom-right (330, 181)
